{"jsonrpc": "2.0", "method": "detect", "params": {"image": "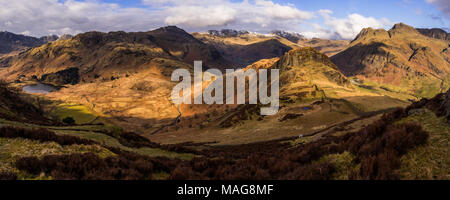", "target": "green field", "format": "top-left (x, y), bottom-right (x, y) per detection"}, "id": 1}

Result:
top-left (51, 103), bottom-right (99, 125)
